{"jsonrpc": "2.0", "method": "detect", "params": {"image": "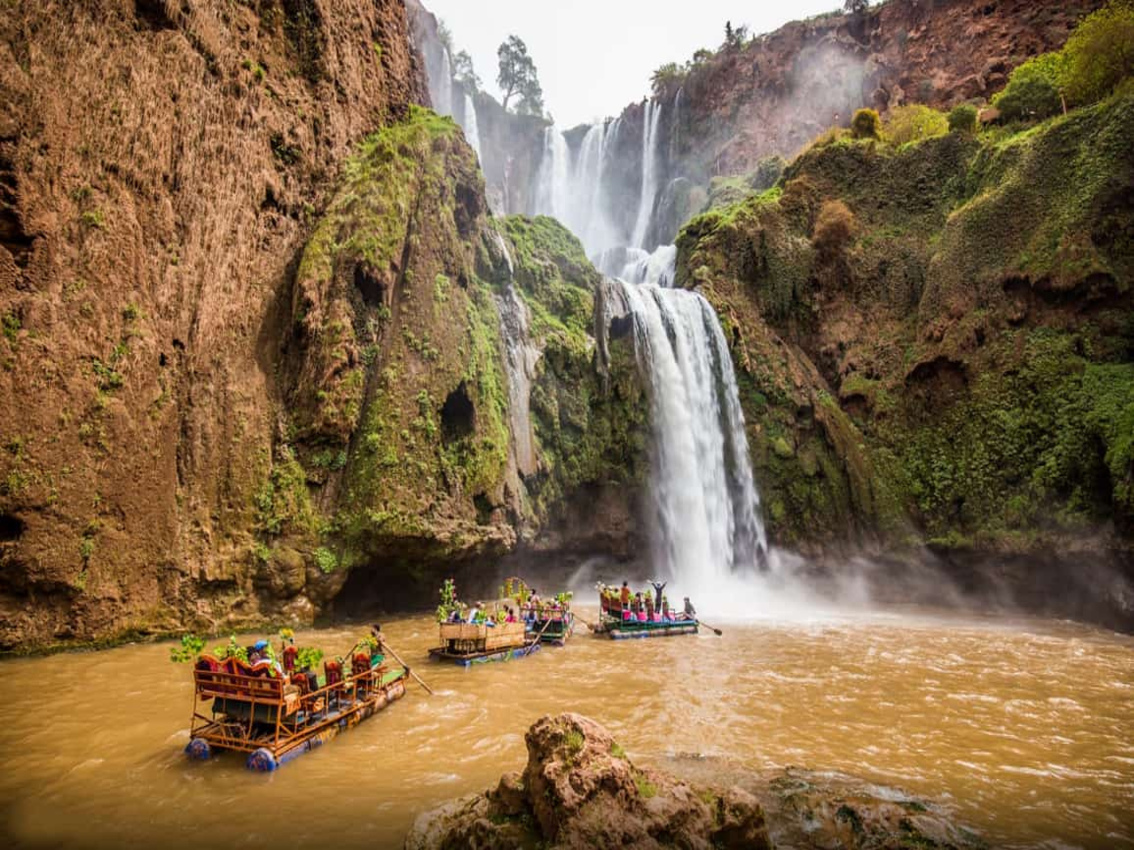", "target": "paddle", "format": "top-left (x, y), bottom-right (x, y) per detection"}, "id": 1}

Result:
top-left (696, 619), bottom-right (724, 636)
top-left (373, 627), bottom-right (435, 695)
top-left (574, 613), bottom-right (600, 633)
top-left (523, 617), bottom-right (554, 655)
